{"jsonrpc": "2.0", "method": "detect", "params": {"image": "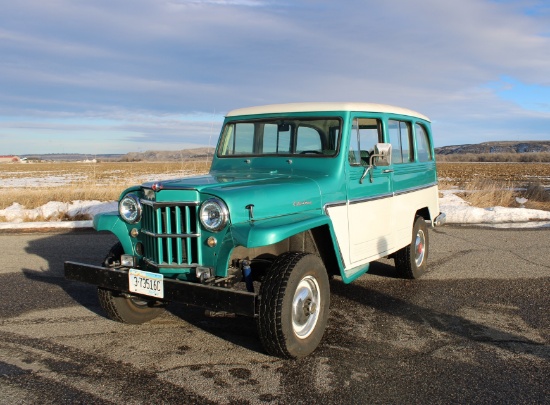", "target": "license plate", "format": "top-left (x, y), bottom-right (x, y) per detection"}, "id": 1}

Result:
top-left (128, 269), bottom-right (164, 299)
